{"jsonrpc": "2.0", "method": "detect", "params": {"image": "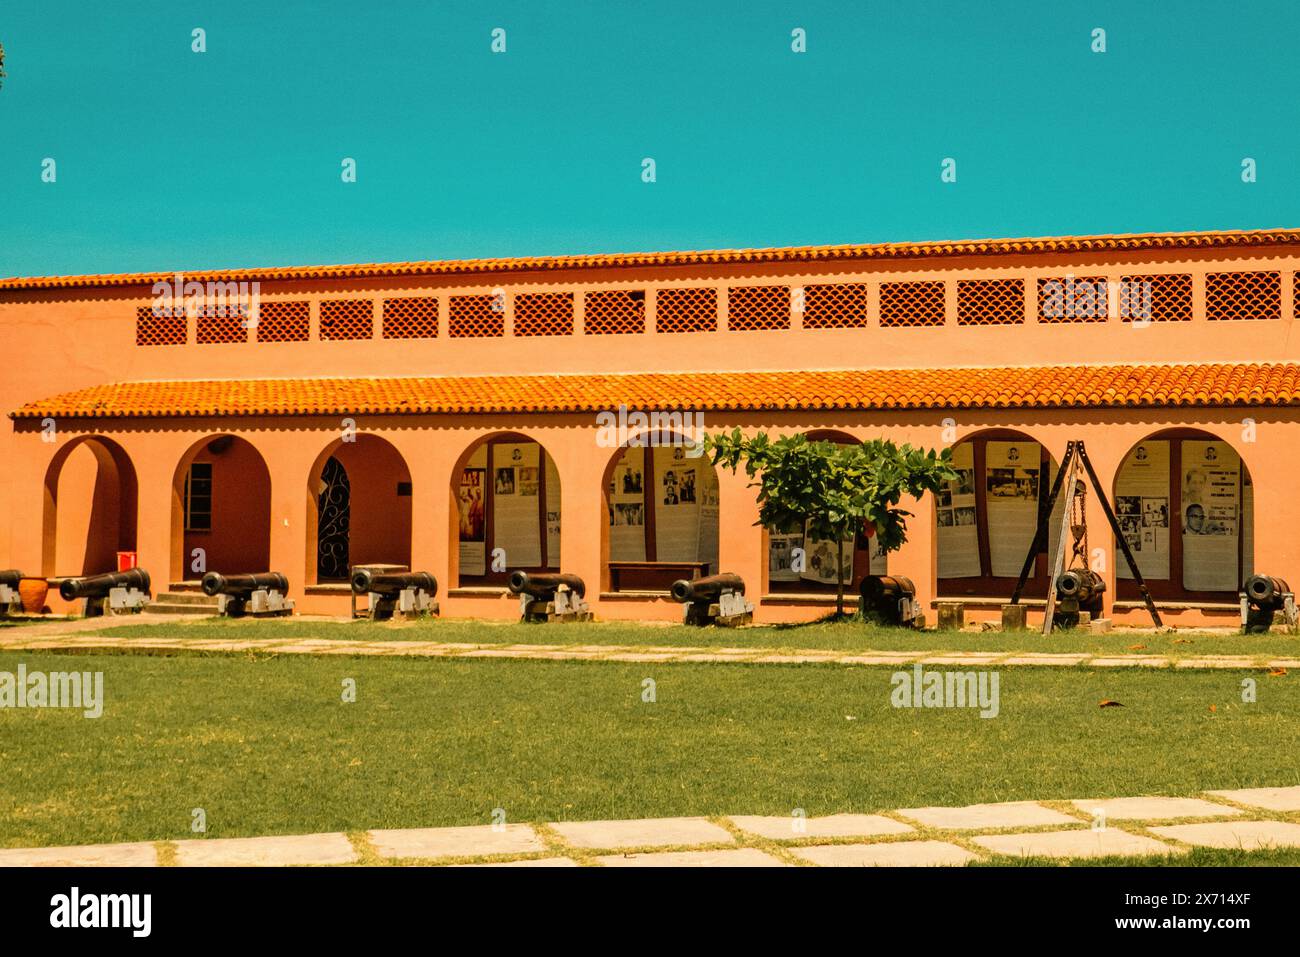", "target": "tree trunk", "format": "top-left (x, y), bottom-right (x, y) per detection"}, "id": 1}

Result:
top-left (835, 537), bottom-right (846, 617)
